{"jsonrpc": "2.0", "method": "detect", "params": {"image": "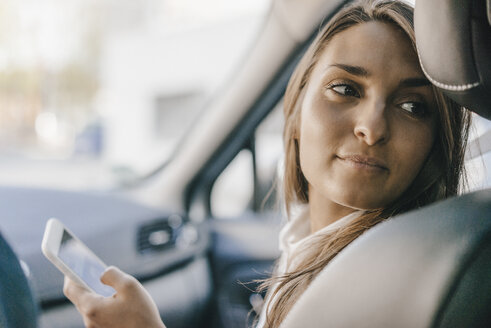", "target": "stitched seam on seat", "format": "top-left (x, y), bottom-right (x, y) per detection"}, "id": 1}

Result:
top-left (417, 52), bottom-right (480, 91)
